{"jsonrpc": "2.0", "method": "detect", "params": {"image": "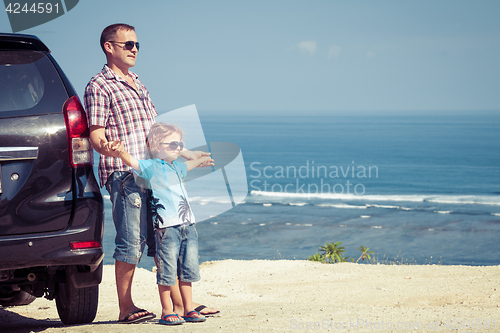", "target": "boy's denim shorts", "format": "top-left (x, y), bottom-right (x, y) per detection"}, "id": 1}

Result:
top-left (155, 223), bottom-right (200, 286)
top-left (105, 171), bottom-right (149, 265)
